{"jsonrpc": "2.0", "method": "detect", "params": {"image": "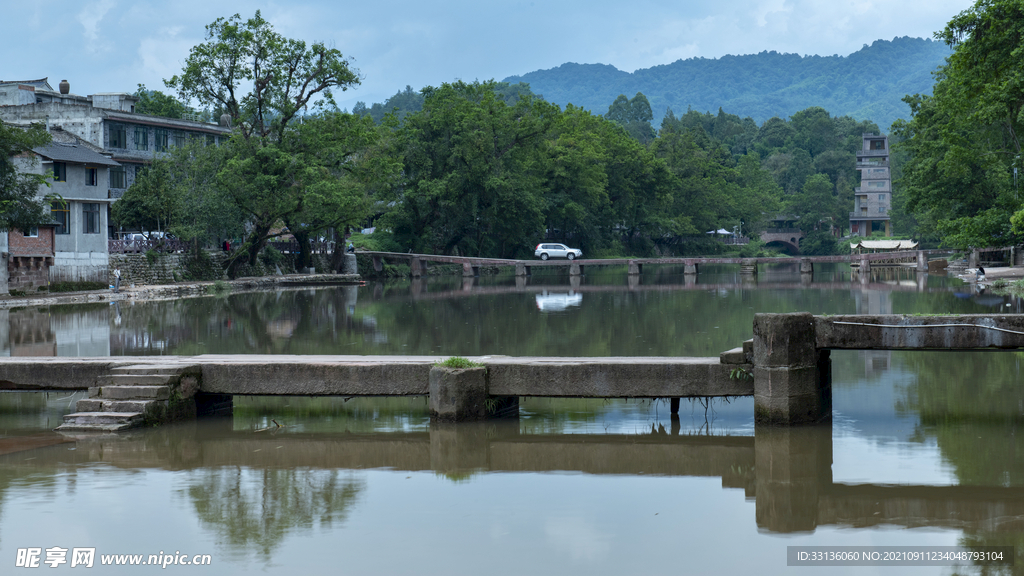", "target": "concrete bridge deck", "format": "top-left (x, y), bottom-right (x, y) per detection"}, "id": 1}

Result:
top-left (362, 248), bottom-right (967, 278)
top-left (0, 354), bottom-right (750, 398)
top-left (6, 313), bottom-right (1024, 428)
